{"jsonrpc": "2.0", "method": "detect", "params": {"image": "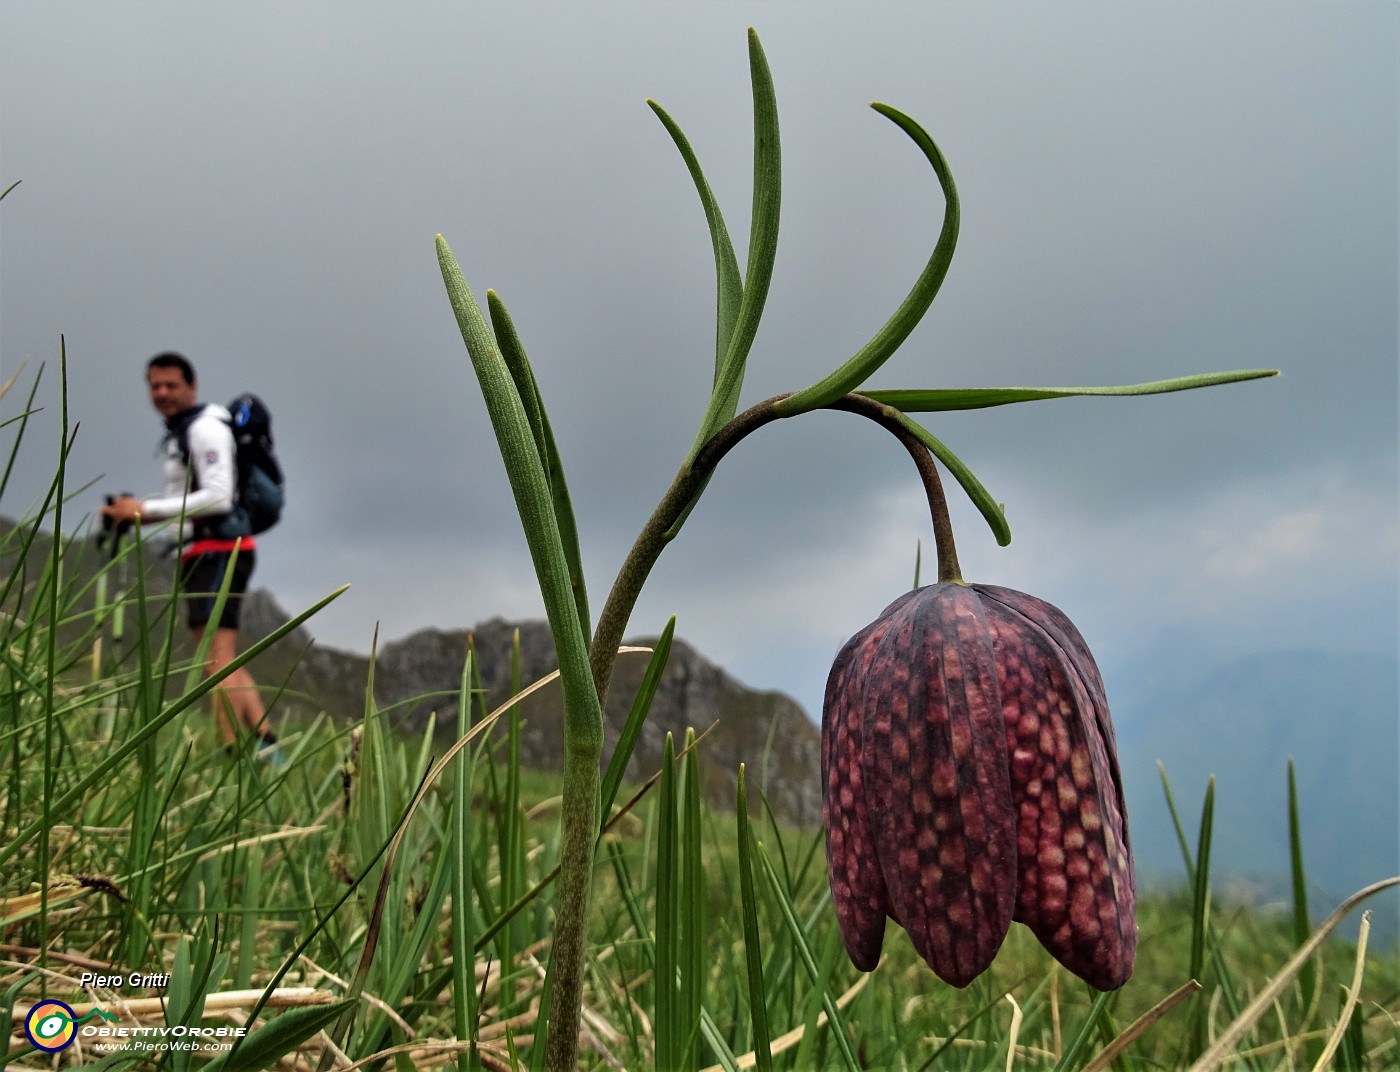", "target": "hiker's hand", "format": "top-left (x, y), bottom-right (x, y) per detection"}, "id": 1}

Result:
top-left (102, 496), bottom-right (142, 524)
